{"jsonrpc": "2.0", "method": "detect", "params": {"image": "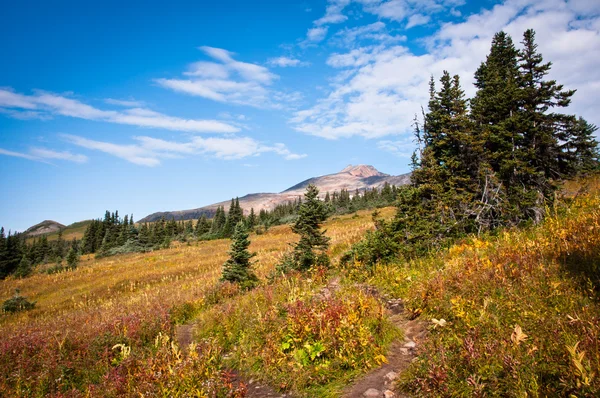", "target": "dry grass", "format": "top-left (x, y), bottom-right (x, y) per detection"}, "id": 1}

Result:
top-left (0, 207), bottom-right (394, 397)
